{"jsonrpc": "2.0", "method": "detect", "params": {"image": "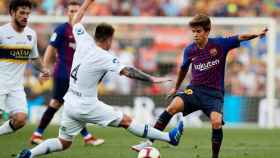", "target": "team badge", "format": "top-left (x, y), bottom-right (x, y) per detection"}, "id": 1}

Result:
top-left (75, 28), bottom-right (84, 35)
top-left (60, 126), bottom-right (67, 132)
top-left (113, 58), bottom-right (120, 64)
top-left (210, 48), bottom-right (218, 56)
top-left (184, 88), bottom-right (193, 95)
top-left (26, 35), bottom-right (32, 41)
